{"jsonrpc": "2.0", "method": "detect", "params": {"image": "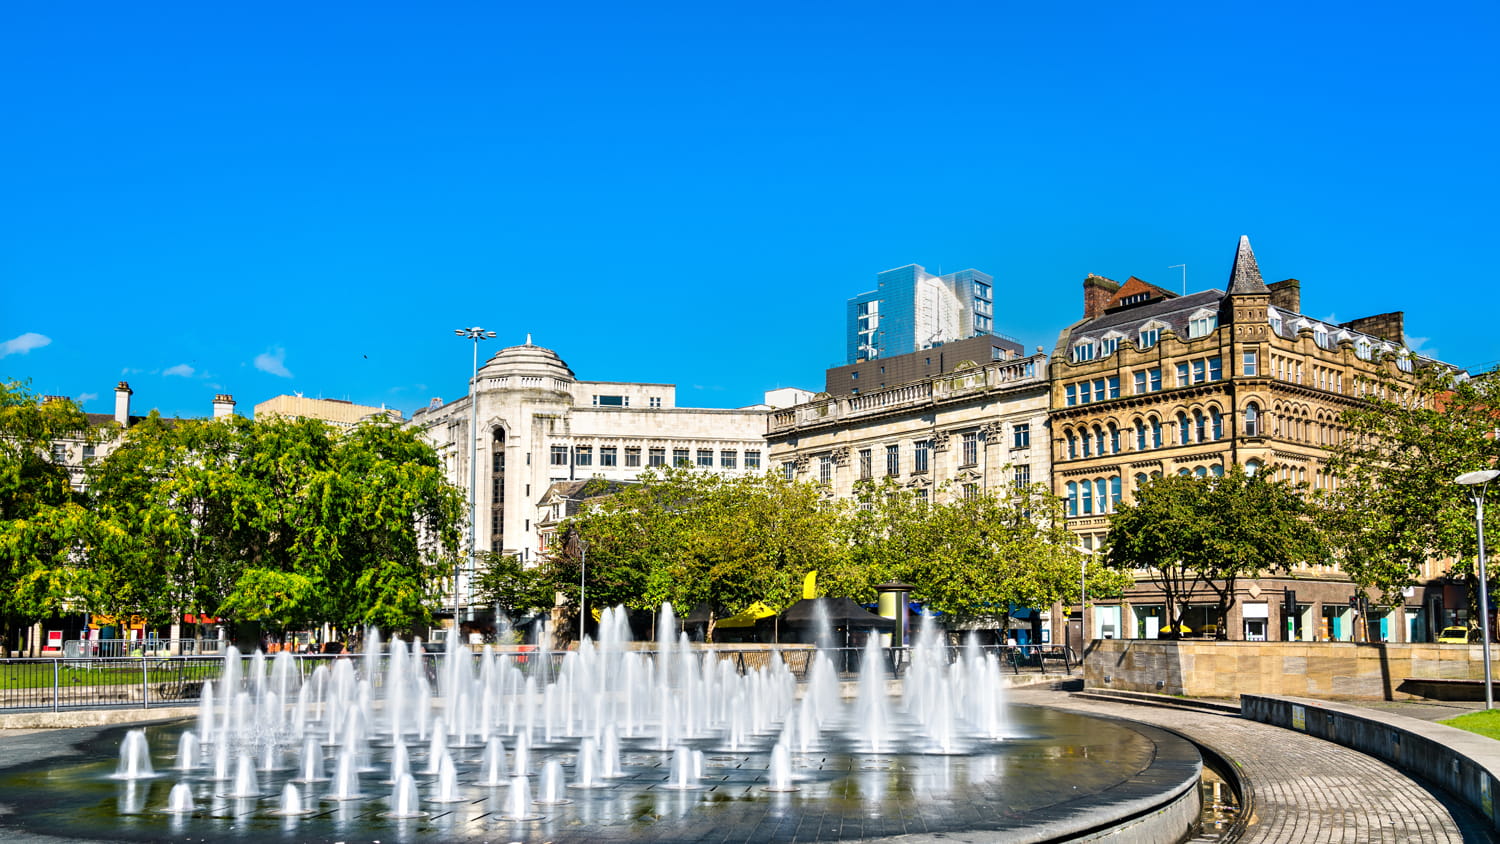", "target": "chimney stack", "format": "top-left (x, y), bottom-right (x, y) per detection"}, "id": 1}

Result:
top-left (115, 381), bottom-right (133, 427)
top-left (1083, 274), bottom-right (1121, 319)
top-left (212, 394), bottom-right (236, 419)
top-left (1268, 279), bottom-right (1301, 314)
